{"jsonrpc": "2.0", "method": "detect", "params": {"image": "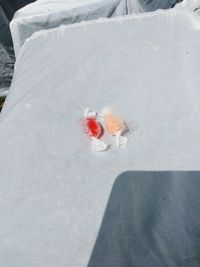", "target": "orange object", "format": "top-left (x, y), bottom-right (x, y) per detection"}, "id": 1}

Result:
top-left (103, 108), bottom-right (127, 135)
top-left (102, 107), bottom-right (128, 147)
top-left (104, 113), bottom-right (125, 135)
